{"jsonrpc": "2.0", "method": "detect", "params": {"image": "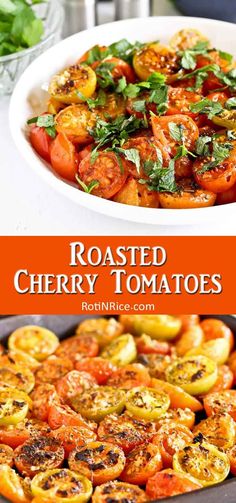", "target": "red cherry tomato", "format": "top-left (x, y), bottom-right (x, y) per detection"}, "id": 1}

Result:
top-left (29, 123), bottom-right (53, 163)
top-left (50, 132), bottom-right (79, 181)
top-left (75, 357), bottom-right (116, 385)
